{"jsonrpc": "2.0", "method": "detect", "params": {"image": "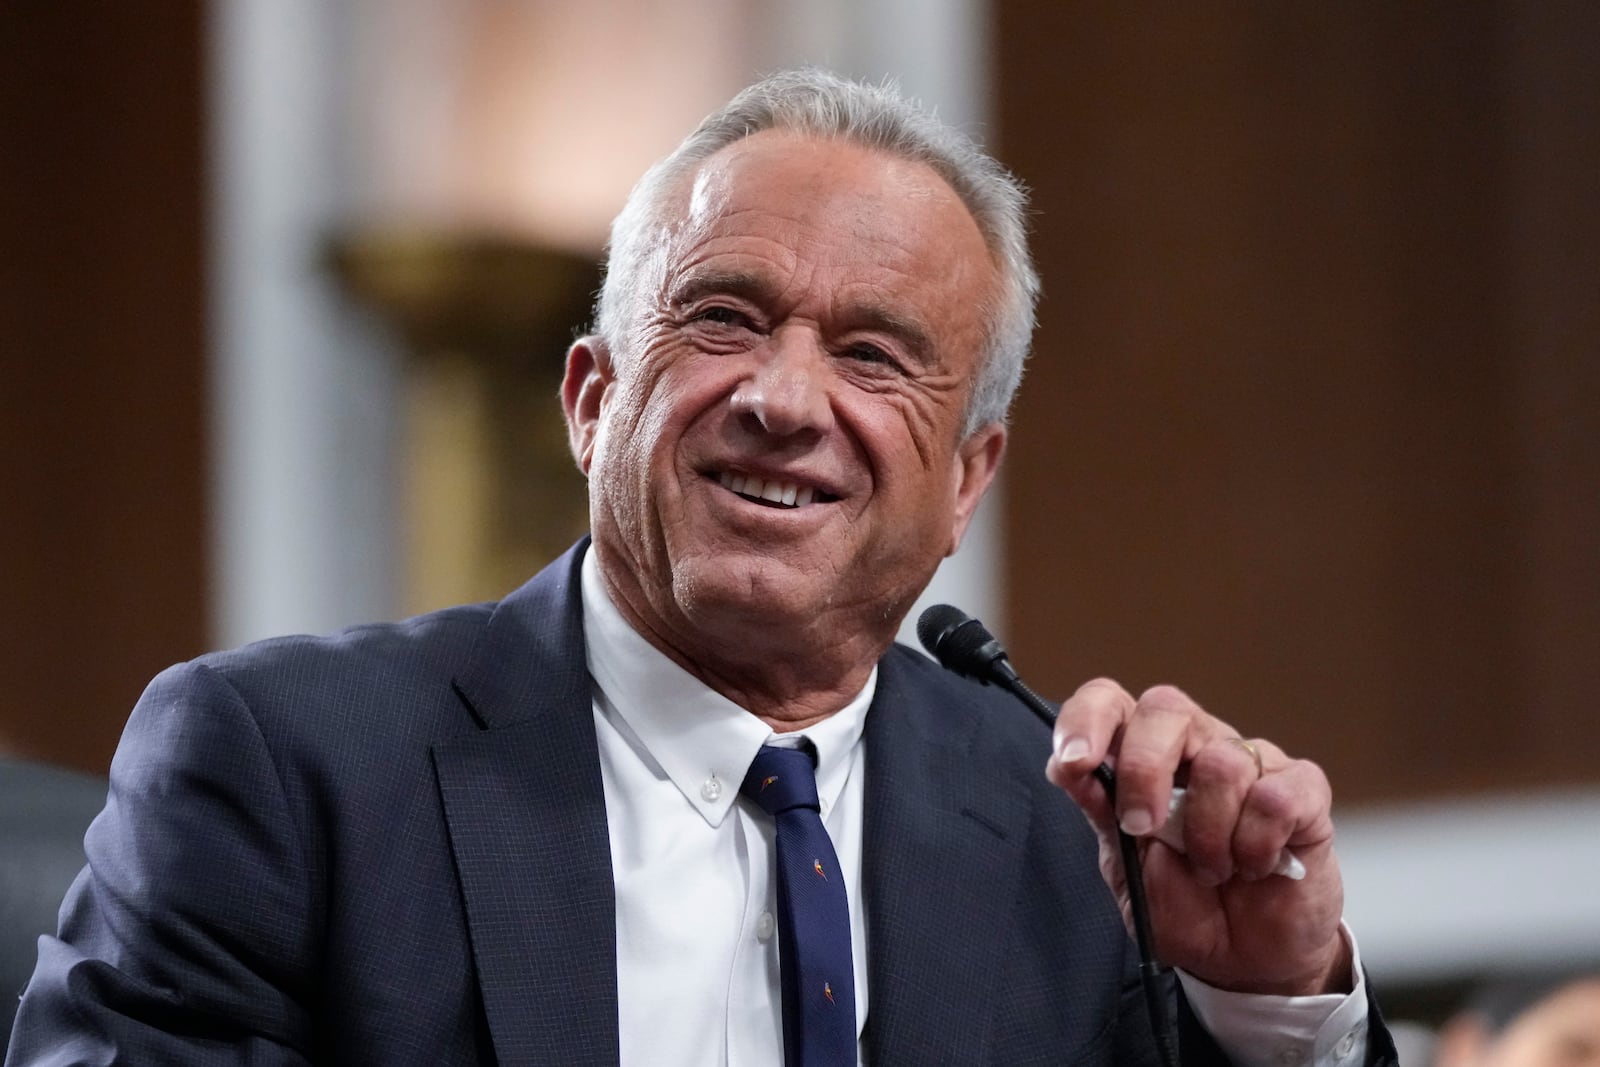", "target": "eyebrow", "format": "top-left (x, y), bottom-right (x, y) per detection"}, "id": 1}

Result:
top-left (668, 269), bottom-right (780, 311)
top-left (846, 304), bottom-right (934, 366)
top-left (669, 268), bottom-right (937, 366)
